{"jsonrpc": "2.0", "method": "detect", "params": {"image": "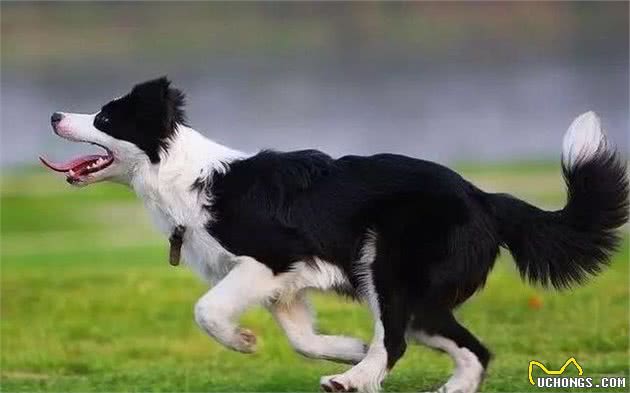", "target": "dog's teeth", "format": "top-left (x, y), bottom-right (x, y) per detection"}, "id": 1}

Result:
top-left (69, 169), bottom-right (75, 176)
